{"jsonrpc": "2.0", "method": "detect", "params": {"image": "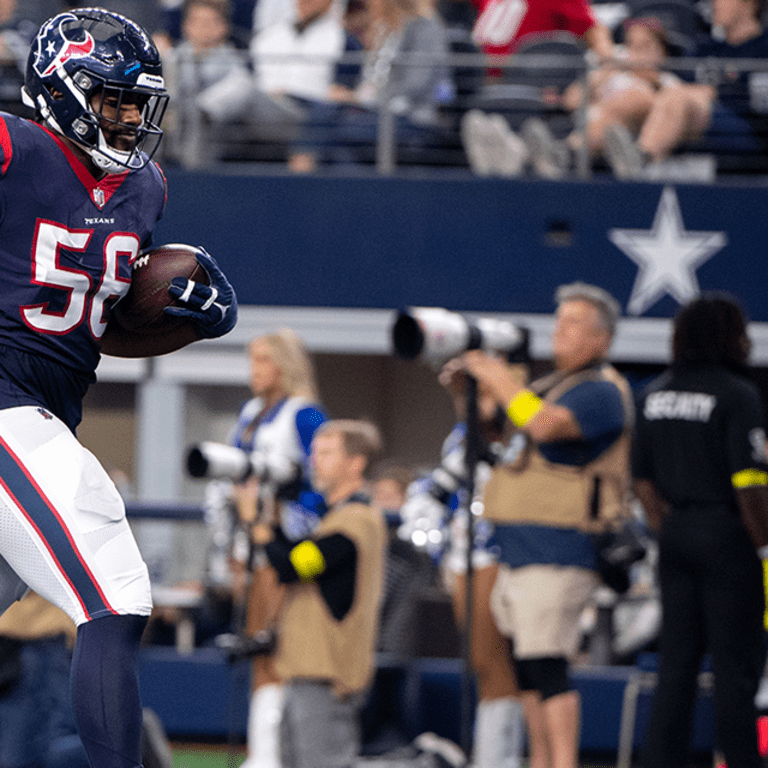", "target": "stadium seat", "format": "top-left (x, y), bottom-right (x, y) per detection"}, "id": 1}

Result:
top-left (626, 0), bottom-right (708, 52)
top-left (466, 32), bottom-right (586, 134)
top-left (510, 31), bottom-right (588, 91)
